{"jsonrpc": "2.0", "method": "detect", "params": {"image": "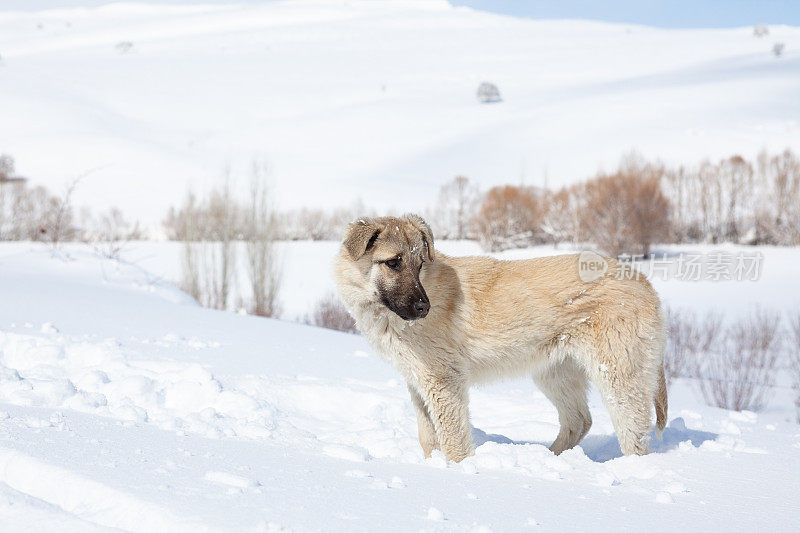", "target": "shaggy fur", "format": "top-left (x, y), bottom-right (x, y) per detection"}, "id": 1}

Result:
top-left (334, 214), bottom-right (668, 462)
